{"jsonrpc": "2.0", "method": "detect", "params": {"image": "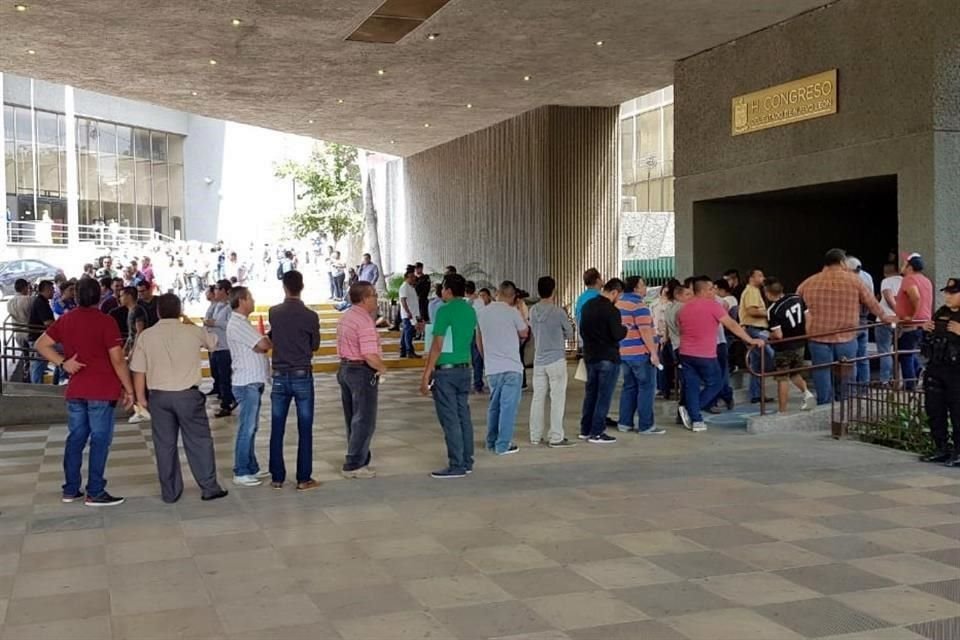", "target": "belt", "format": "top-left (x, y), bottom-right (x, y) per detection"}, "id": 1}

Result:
top-left (436, 363), bottom-right (471, 370)
top-left (339, 359), bottom-right (371, 368)
top-left (273, 367), bottom-right (312, 375)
